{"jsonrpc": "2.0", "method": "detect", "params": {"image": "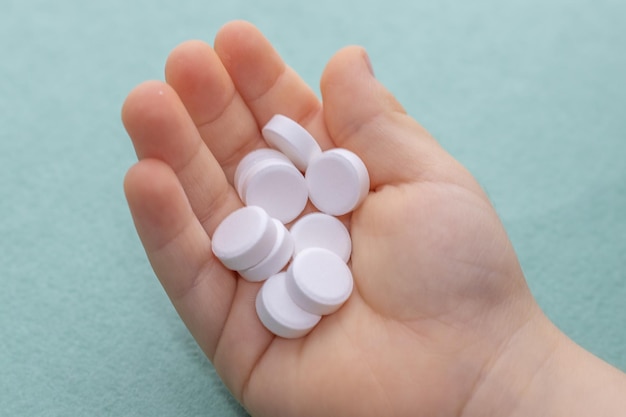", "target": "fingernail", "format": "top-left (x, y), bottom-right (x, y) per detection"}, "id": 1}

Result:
top-left (363, 49), bottom-right (375, 77)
